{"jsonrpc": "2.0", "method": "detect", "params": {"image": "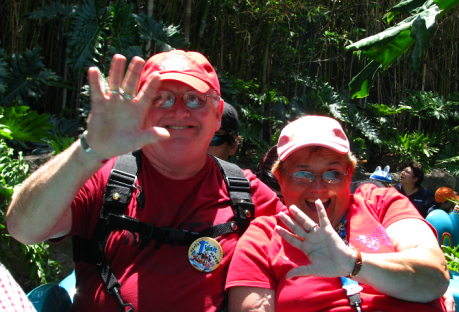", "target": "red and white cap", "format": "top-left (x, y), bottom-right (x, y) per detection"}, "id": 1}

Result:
top-left (139, 50), bottom-right (220, 94)
top-left (277, 115), bottom-right (350, 161)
